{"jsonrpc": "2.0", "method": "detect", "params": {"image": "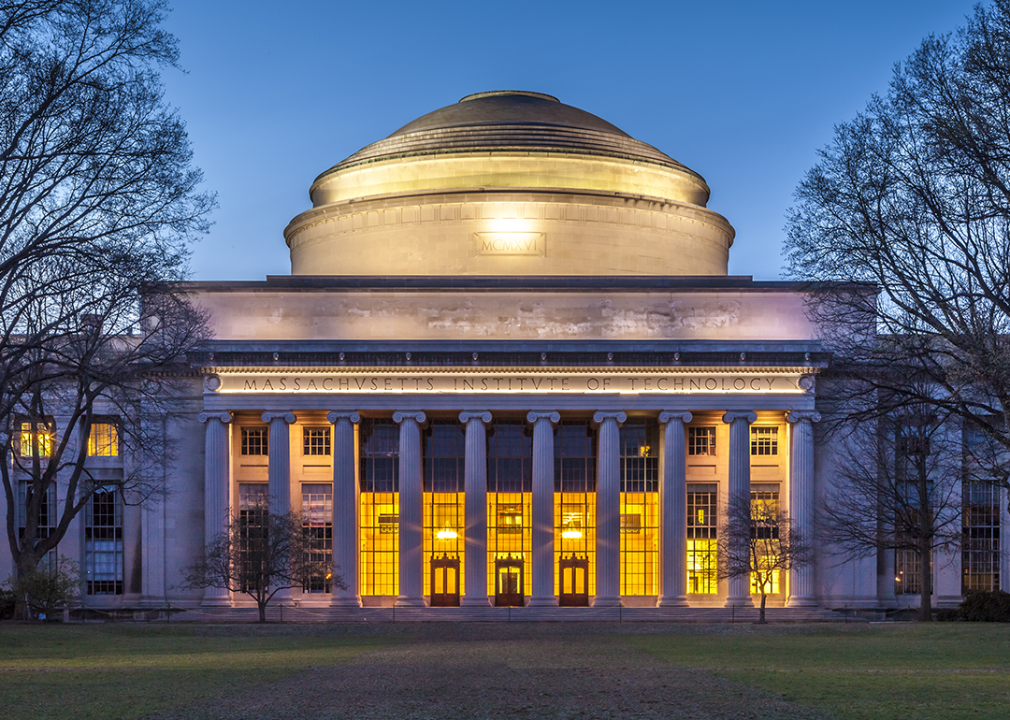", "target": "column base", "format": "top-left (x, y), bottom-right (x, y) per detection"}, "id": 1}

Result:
top-left (527, 595), bottom-right (558, 607)
top-left (725, 596), bottom-right (754, 608)
top-left (786, 596), bottom-right (819, 608)
top-left (330, 596), bottom-right (363, 608)
top-left (461, 596), bottom-right (492, 607)
top-left (657, 595), bottom-right (690, 608)
top-left (395, 596), bottom-right (426, 608)
top-left (593, 596), bottom-right (621, 608)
